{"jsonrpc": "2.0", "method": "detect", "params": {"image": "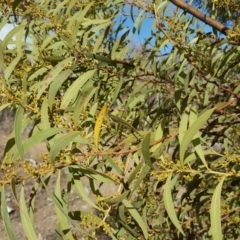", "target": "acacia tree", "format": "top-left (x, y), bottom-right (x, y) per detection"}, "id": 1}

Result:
top-left (189, 0), bottom-right (240, 27)
top-left (0, 0), bottom-right (240, 239)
